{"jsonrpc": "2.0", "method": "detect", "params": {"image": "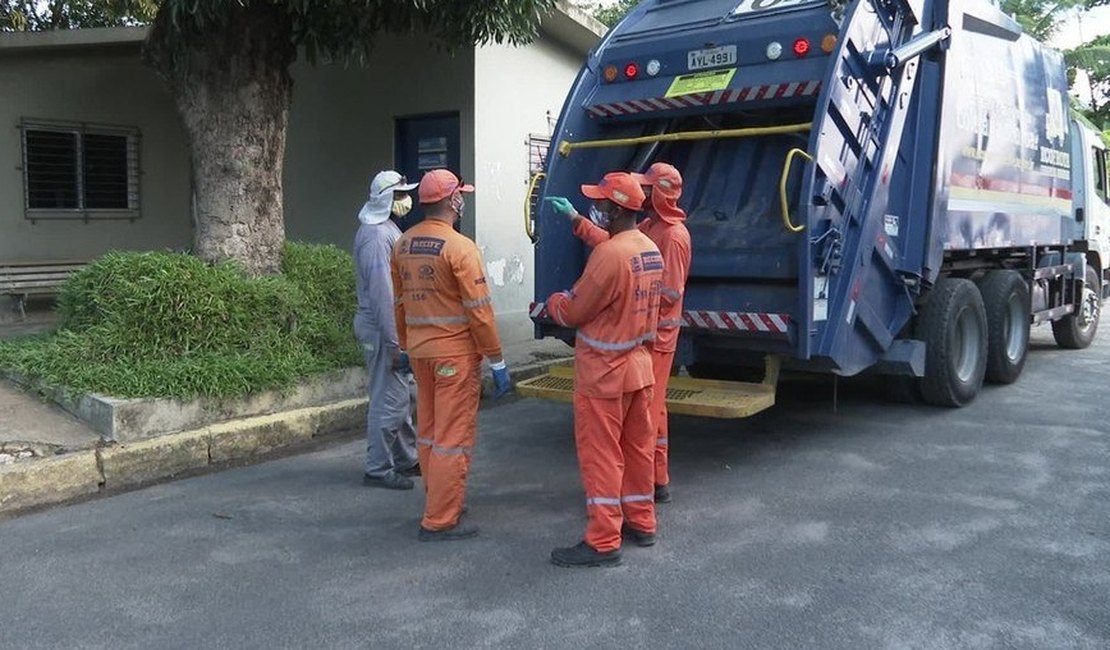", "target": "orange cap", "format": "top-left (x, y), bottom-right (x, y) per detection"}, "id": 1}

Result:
top-left (418, 169), bottom-right (475, 205)
top-left (580, 172), bottom-right (645, 211)
top-left (631, 162), bottom-right (683, 200)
